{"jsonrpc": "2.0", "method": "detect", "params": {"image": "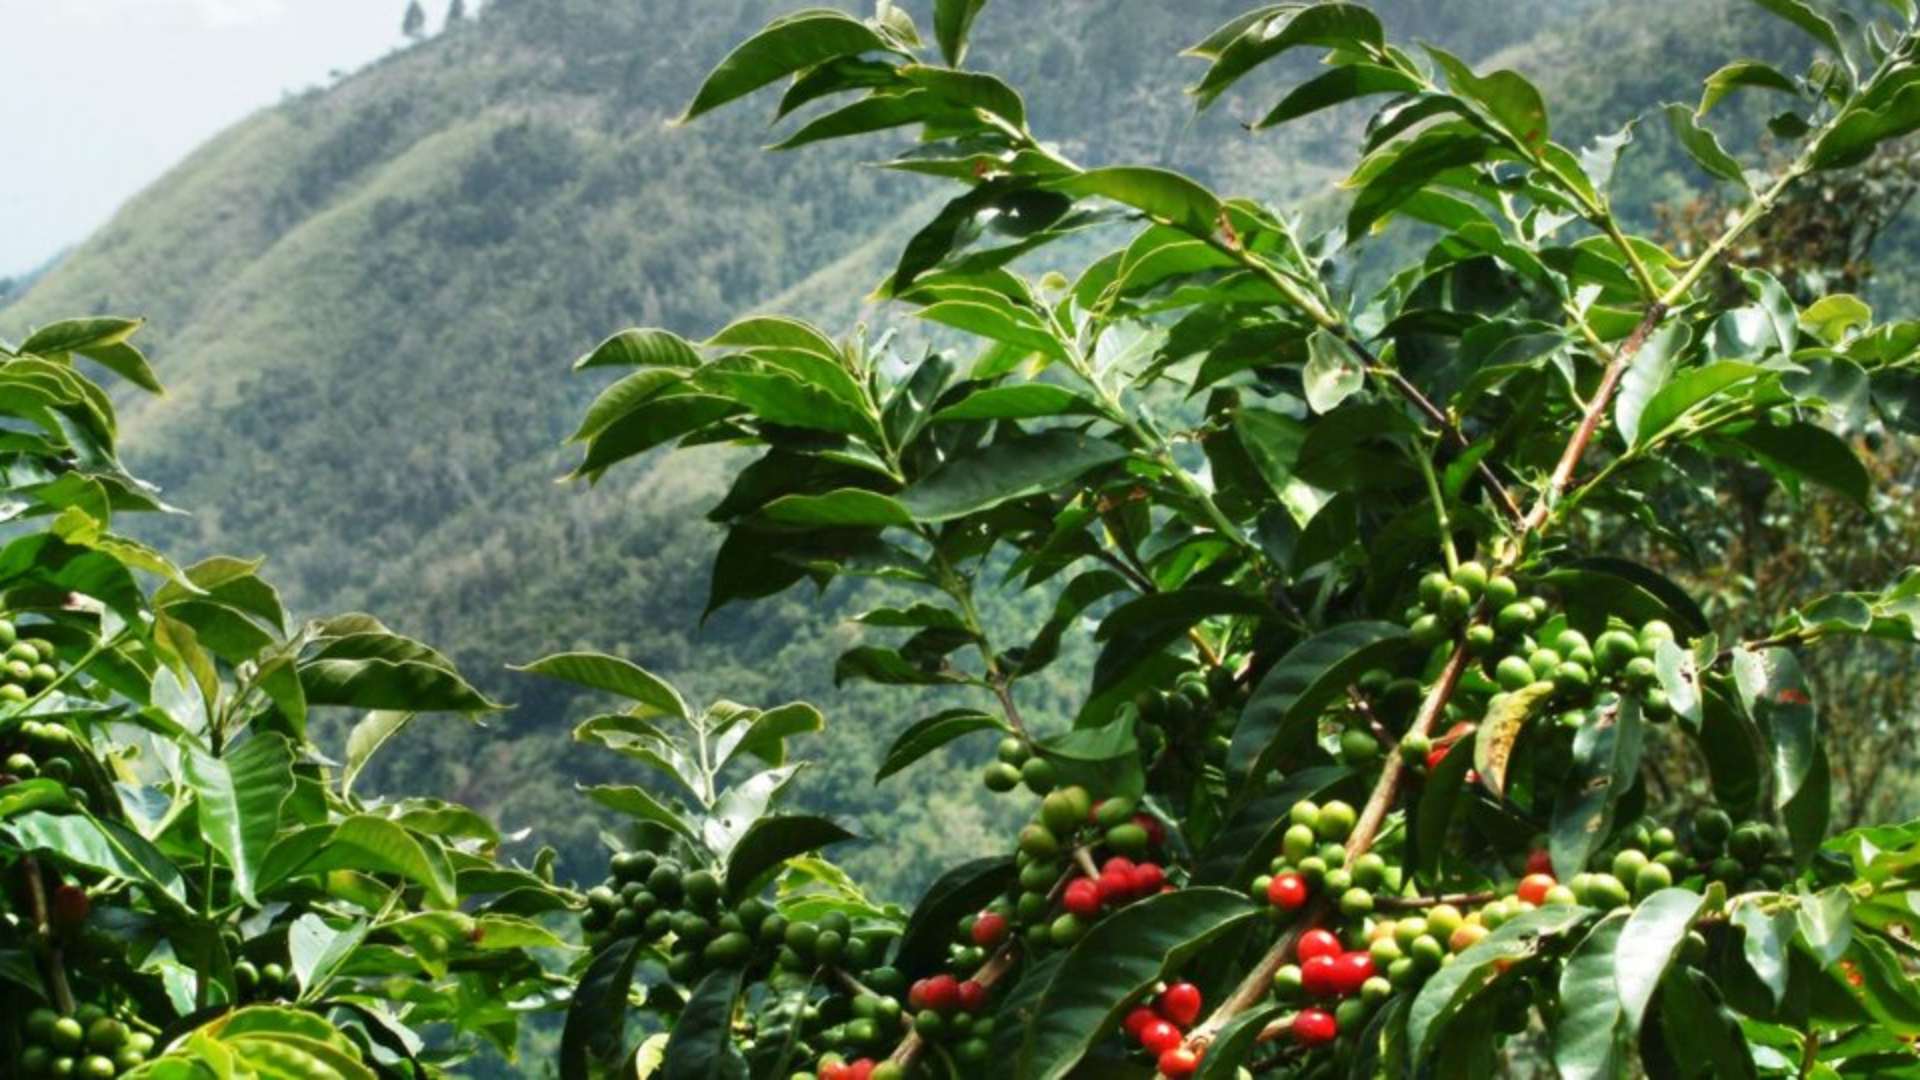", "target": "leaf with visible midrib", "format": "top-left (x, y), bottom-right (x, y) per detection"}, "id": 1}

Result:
top-left (892, 856), bottom-right (1017, 977)
top-left (722, 815), bottom-right (855, 903)
top-left (184, 733), bottom-right (295, 907)
top-left (512, 651), bottom-right (688, 719)
top-left (1229, 622), bottom-right (1408, 796)
top-left (1554, 910), bottom-right (1631, 1080)
top-left (680, 11), bottom-right (891, 123)
top-left (1615, 887), bottom-right (1707, 1029)
top-left (1407, 904), bottom-right (1593, 1059)
top-left (662, 968), bottom-right (749, 1080)
top-left (1016, 888), bottom-right (1258, 1080)
top-left (559, 938), bottom-right (644, 1080)
top-left (897, 430), bottom-right (1128, 522)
